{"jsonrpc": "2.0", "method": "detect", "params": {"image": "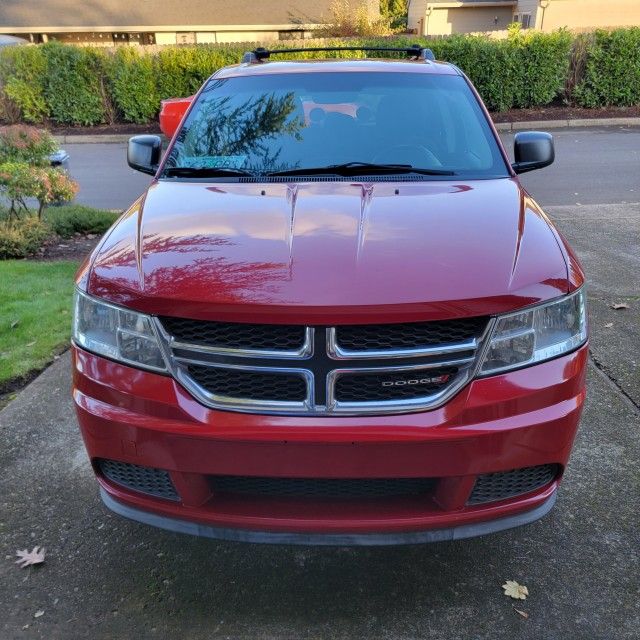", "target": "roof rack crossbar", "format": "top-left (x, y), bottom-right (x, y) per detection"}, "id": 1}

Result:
top-left (241, 45), bottom-right (435, 64)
